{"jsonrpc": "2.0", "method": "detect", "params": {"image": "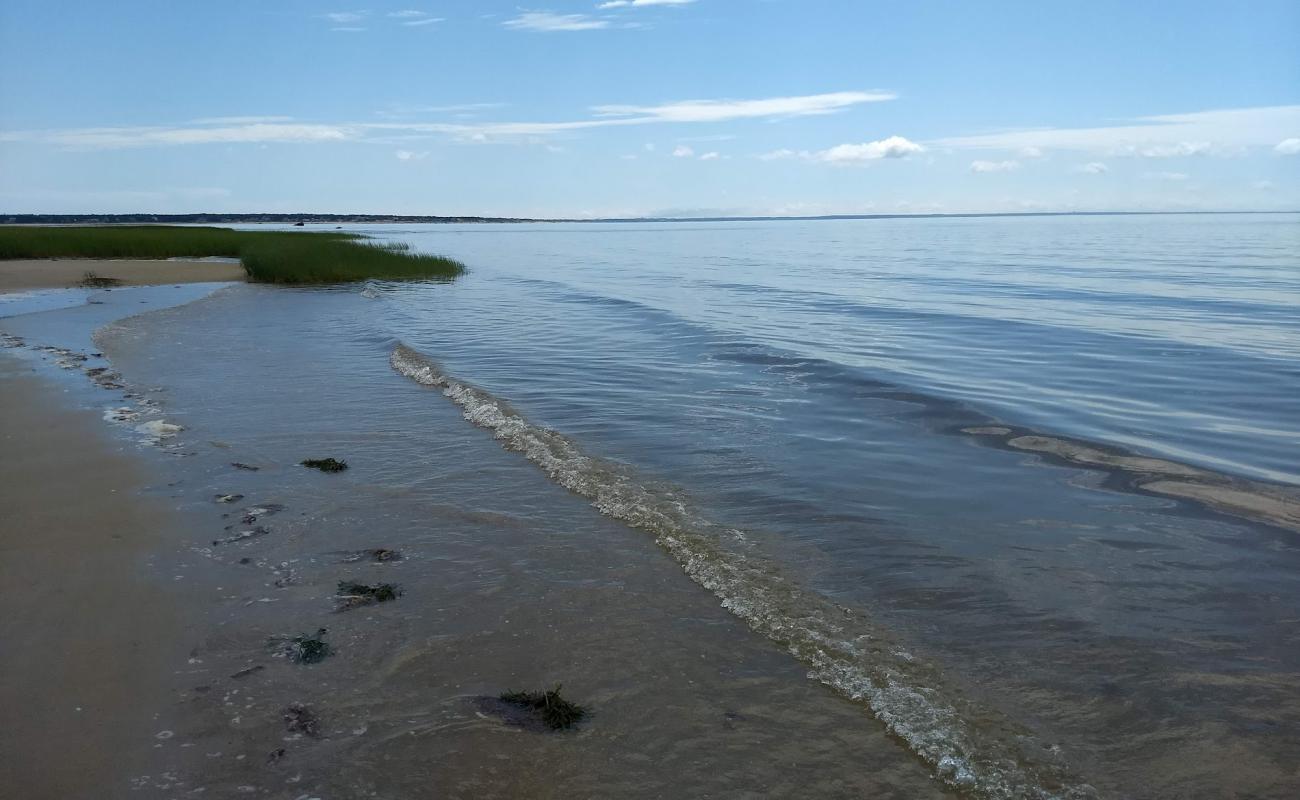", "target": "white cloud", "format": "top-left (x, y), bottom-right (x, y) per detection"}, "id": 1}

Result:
top-left (699, 151), bottom-right (720, 160)
top-left (388, 10), bottom-right (428, 18)
top-left (504, 12), bottom-right (610, 31)
top-left (599, 0), bottom-right (696, 7)
top-left (323, 12), bottom-right (366, 24)
top-left (395, 150), bottom-right (429, 160)
top-left (593, 91), bottom-right (893, 122)
top-left (814, 135), bottom-right (924, 164)
top-left (970, 159), bottom-right (1020, 173)
top-left (1073, 162), bottom-right (1109, 174)
top-left (1018, 146), bottom-right (1044, 159)
top-left (672, 145), bottom-right (694, 157)
top-left (188, 116), bottom-right (294, 125)
top-left (1276, 137), bottom-right (1300, 155)
top-left (3, 91), bottom-right (898, 149)
top-left (402, 18), bottom-right (444, 27)
top-left (935, 106), bottom-right (1300, 157)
